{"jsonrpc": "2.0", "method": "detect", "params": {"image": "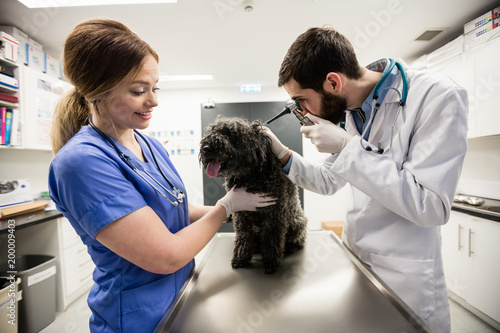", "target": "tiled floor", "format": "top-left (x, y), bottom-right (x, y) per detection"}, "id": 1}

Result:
top-left (449, 298), bottom-right (499, 333)
top-left (39, 292), bottom-right (498, 333)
